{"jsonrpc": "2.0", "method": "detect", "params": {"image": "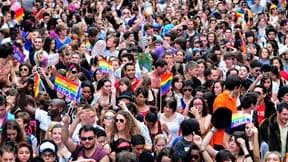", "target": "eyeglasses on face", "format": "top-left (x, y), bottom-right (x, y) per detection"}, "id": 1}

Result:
top-left (80, 136), bottom-right (95, 141)
top-left (115, 118), bottom-right (125, 123)
top-left (183, 88), bottom-right (192, 92)
top-left (20, 68), bottom-right (28, 72)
